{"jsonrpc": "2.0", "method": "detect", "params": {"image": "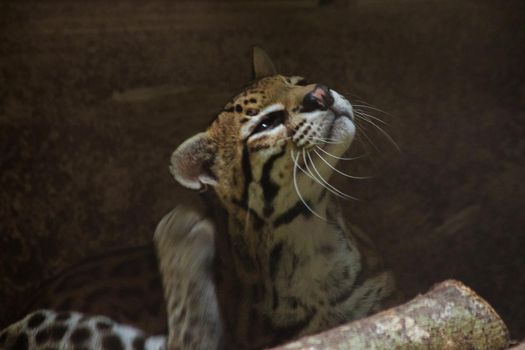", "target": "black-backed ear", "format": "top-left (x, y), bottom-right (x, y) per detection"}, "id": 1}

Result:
top-left (252, 46), bottom-right (277, 79)
top-left (170, 132), bottom-right (218, 191)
